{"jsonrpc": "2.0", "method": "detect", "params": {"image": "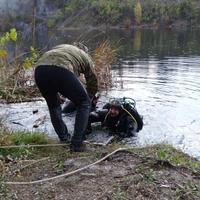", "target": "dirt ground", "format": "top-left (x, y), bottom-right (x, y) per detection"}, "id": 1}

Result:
top-left (0, 144), bottom-right (200, 200)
